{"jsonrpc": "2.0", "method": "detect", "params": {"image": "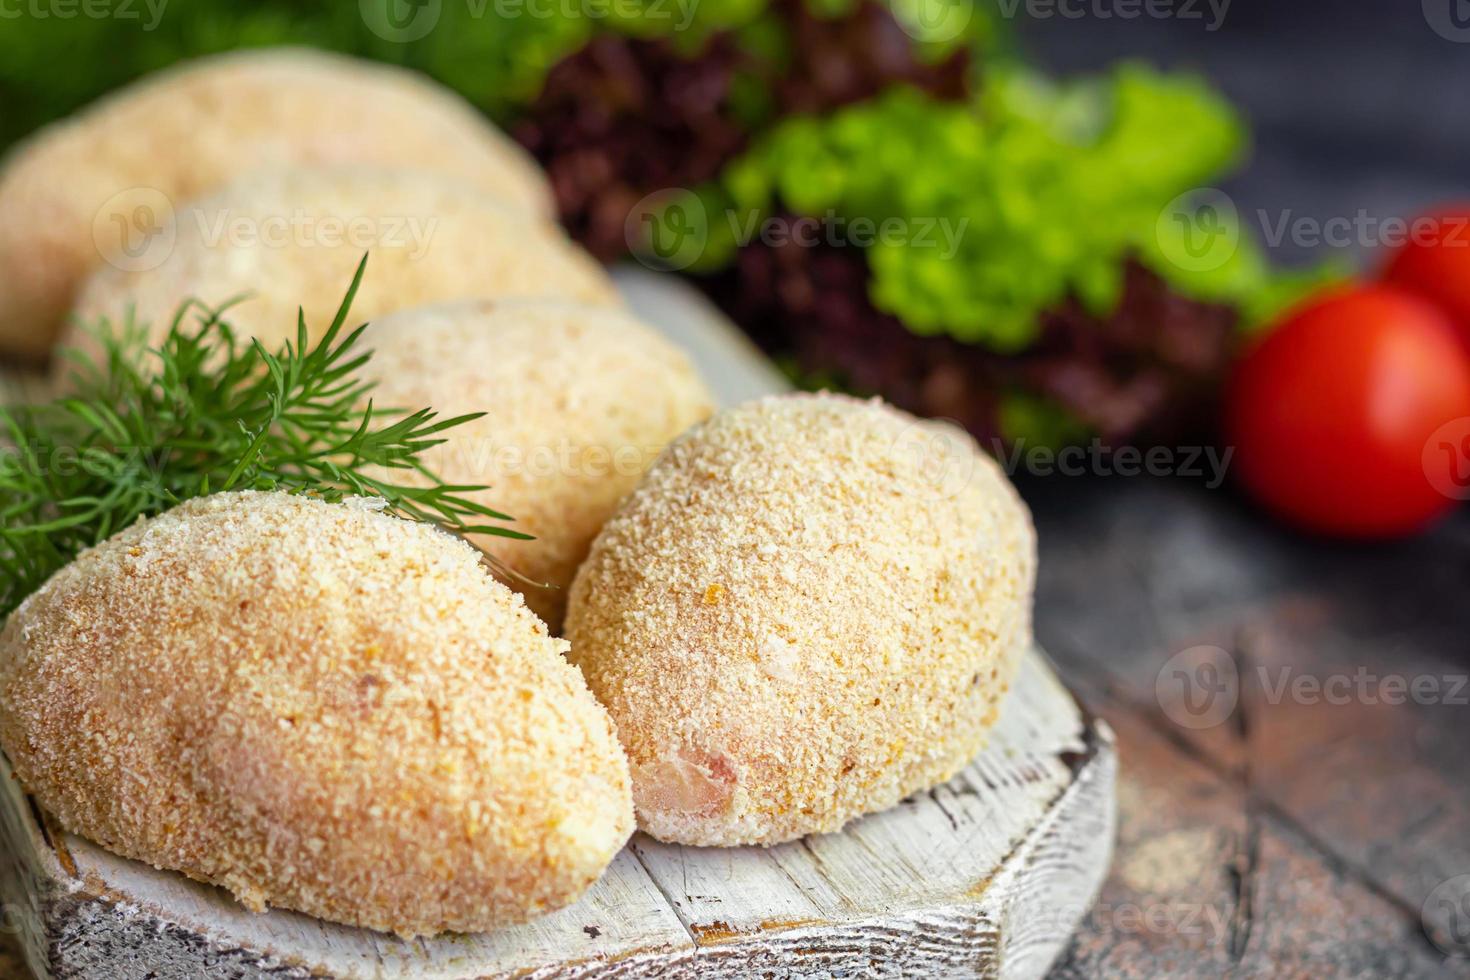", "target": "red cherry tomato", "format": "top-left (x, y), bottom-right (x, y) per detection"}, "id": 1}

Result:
top-left (1382, 207), bottom-right (1470, 353)
top-left (1225, 284), bottom-right (1470, 538)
